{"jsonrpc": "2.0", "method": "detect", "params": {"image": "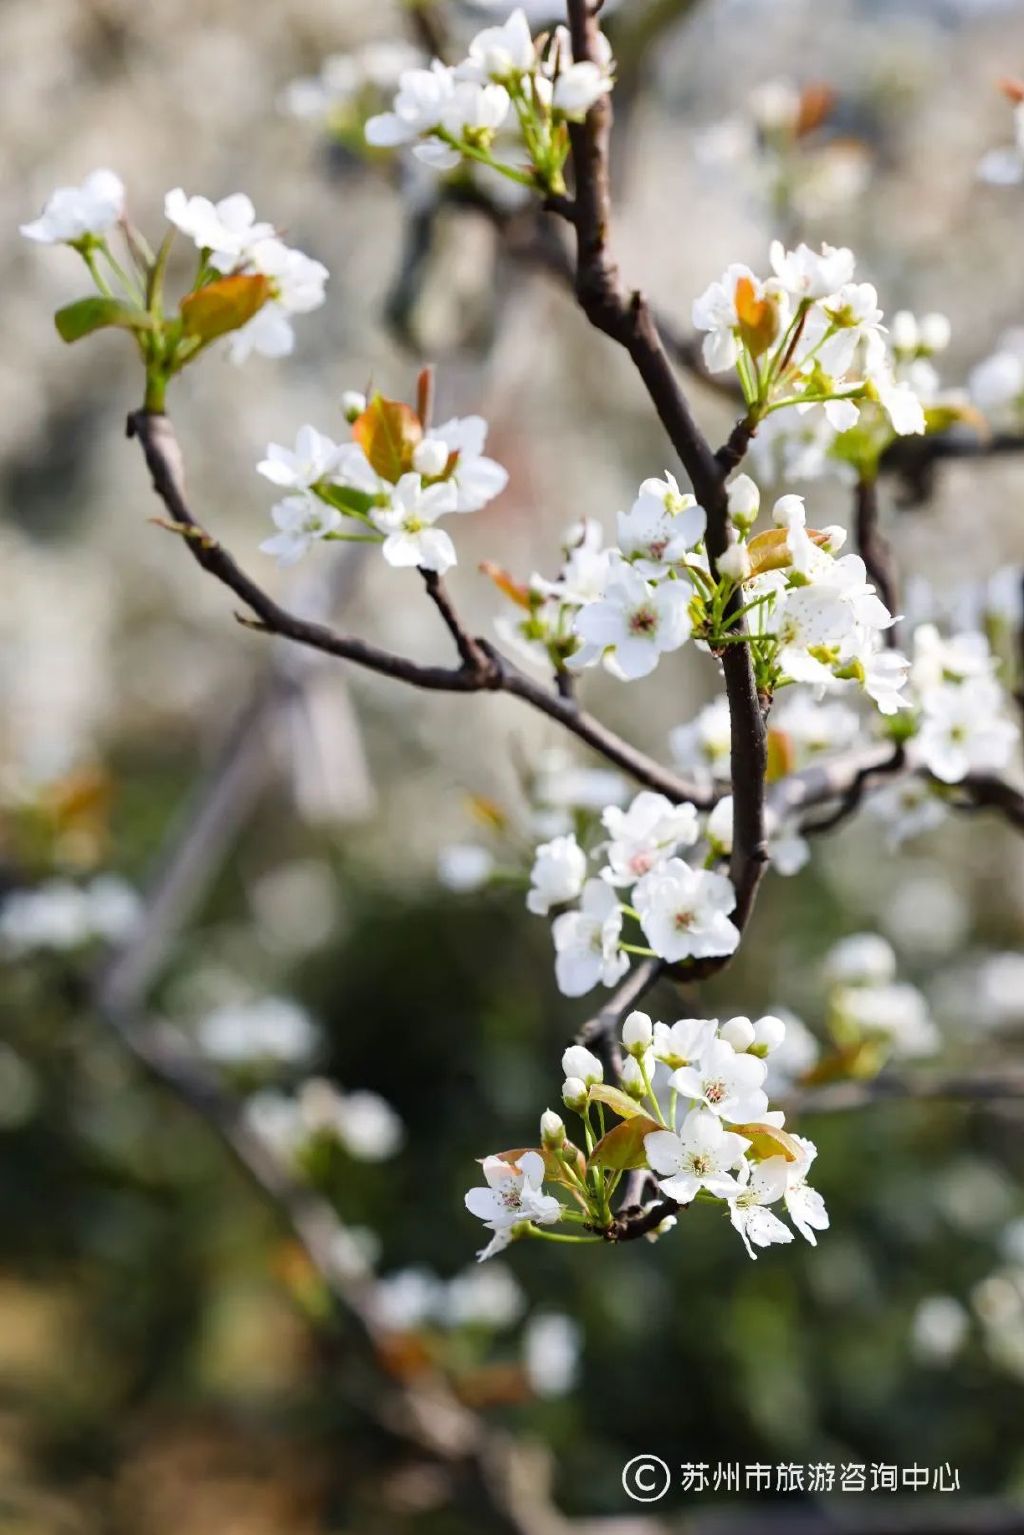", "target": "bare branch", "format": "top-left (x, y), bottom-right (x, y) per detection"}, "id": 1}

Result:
top-left (853, 471), bottom-right (899, 642)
